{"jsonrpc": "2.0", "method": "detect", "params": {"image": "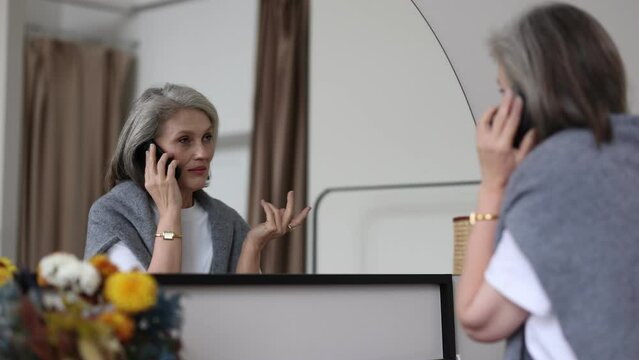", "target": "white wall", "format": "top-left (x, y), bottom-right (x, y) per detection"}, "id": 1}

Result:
top-left (0, 0), bottom-right (25, 259)
top-left (26, 0), bottom-right (129, 43)
top-left (414, 0), bottom-right (639, 119)
top-left (309, 0), bottom-right (478, 273)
